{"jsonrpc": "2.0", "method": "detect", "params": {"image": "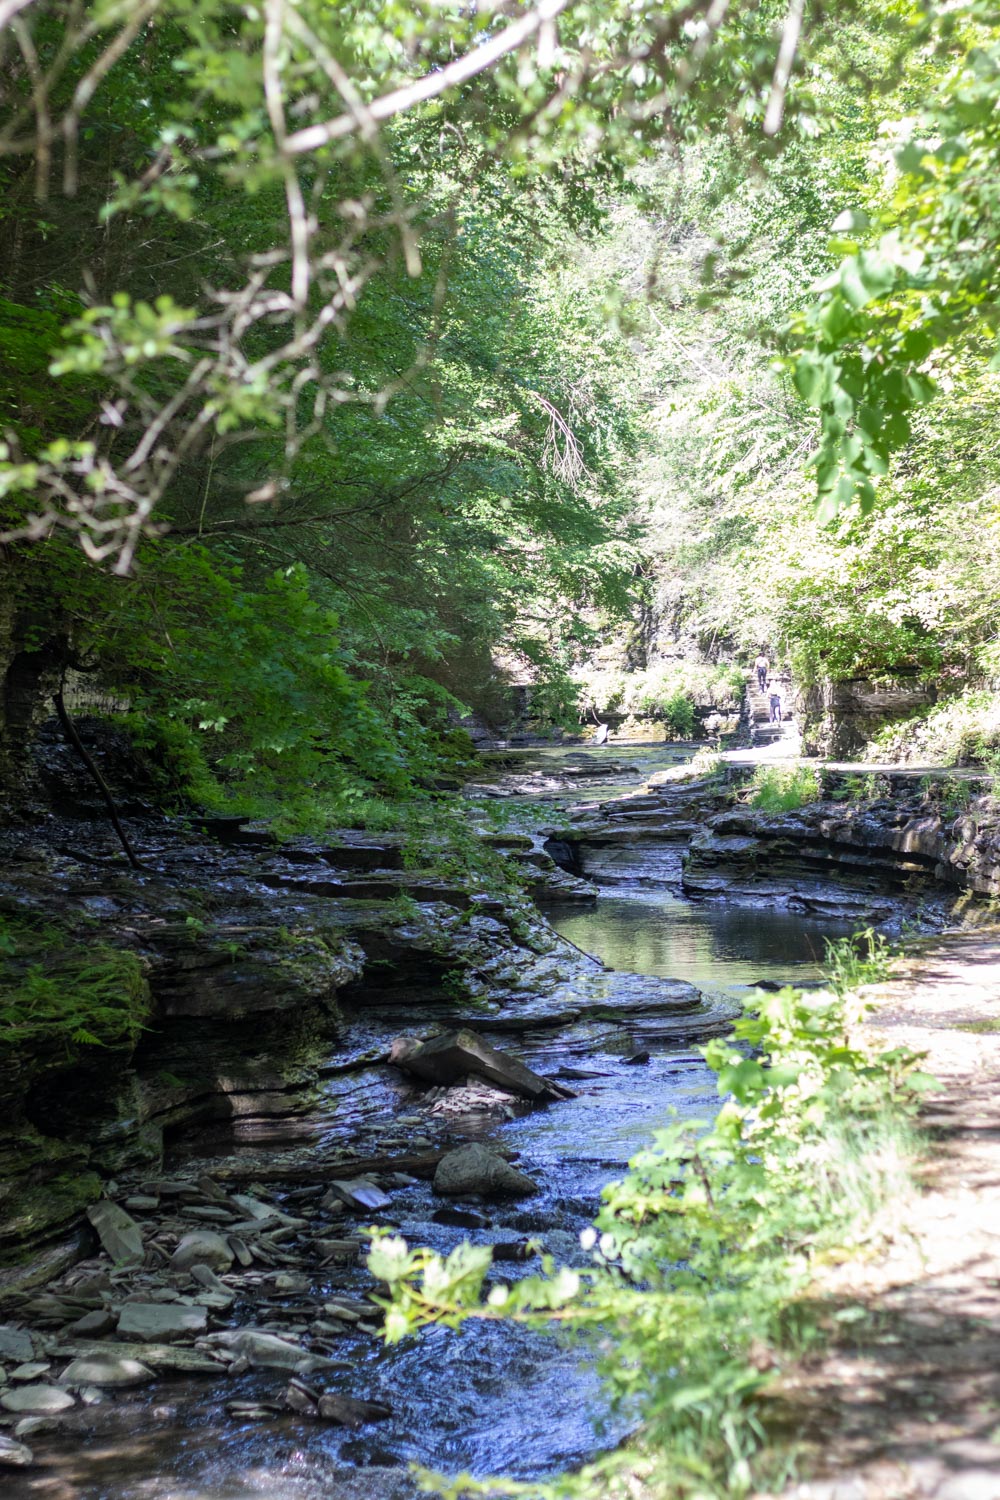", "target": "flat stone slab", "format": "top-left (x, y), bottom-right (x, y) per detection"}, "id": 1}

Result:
top-left (87, 1201), bottom-right (144, 1265)
top-left (0, 1326), bottom-right (34, 1362)
top-left (389, 1028), bottom-right (573, 1102)
top-left (51, 1339), bottom-right (222, 1375)
top-left (117, 1303), bottom-right (208, 1342)
top-left (204, 1329), bottom-right (343, 1372)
